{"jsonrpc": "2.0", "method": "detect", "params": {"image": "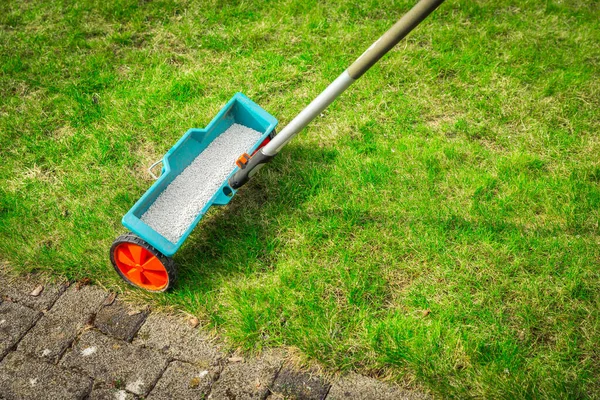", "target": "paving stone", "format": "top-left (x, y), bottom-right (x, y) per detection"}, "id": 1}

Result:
top-left (326, 372), bottom-right (429, 400)
top-left (60, 329), bottom-right (169, 396)
top-left (0, 302), bottom-right (41, 360)
top-left (133, 313), bottom-right (223, 366)
top-left (19, 285), bottom-right (108, 361)
top-left (208, 350), bottom-right (283, 400)
top-left (45, 284), bottom-right (108, 321)
top-left (18, 314), bottom-right (83, 362)
top-left (88, 385), bottom-right (138, 400)
top-left (0, 271), bottom-right (68, 311)
top-left (148, 360), bottom-right (216, 399)
top-left (95, 300), bottom-right (148, 342)
top-left (269, 366), bottom-right (330, 400)
top-left (0, 351), bottom-right (92, 399)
